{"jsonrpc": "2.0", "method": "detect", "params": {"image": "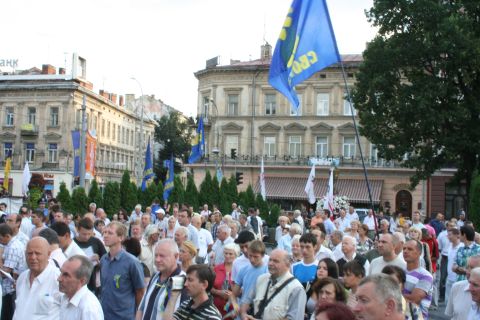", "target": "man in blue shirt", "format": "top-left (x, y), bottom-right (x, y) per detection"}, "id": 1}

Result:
top-left (292, 233), bottom-right (318, 290)
top-left (100, 221), bottom-right (145, 320)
